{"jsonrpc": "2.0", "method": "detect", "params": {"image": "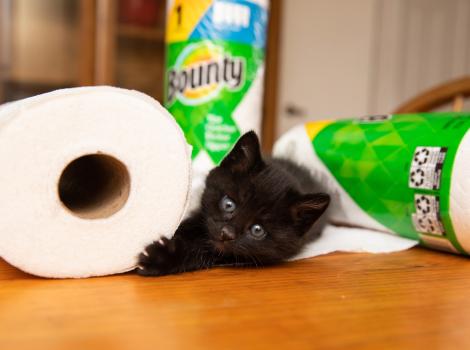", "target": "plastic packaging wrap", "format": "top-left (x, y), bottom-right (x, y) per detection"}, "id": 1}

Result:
top-left (165, 0), bottom-right (269, 209)
top-left (274, 113), bottom-right (470, 255)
